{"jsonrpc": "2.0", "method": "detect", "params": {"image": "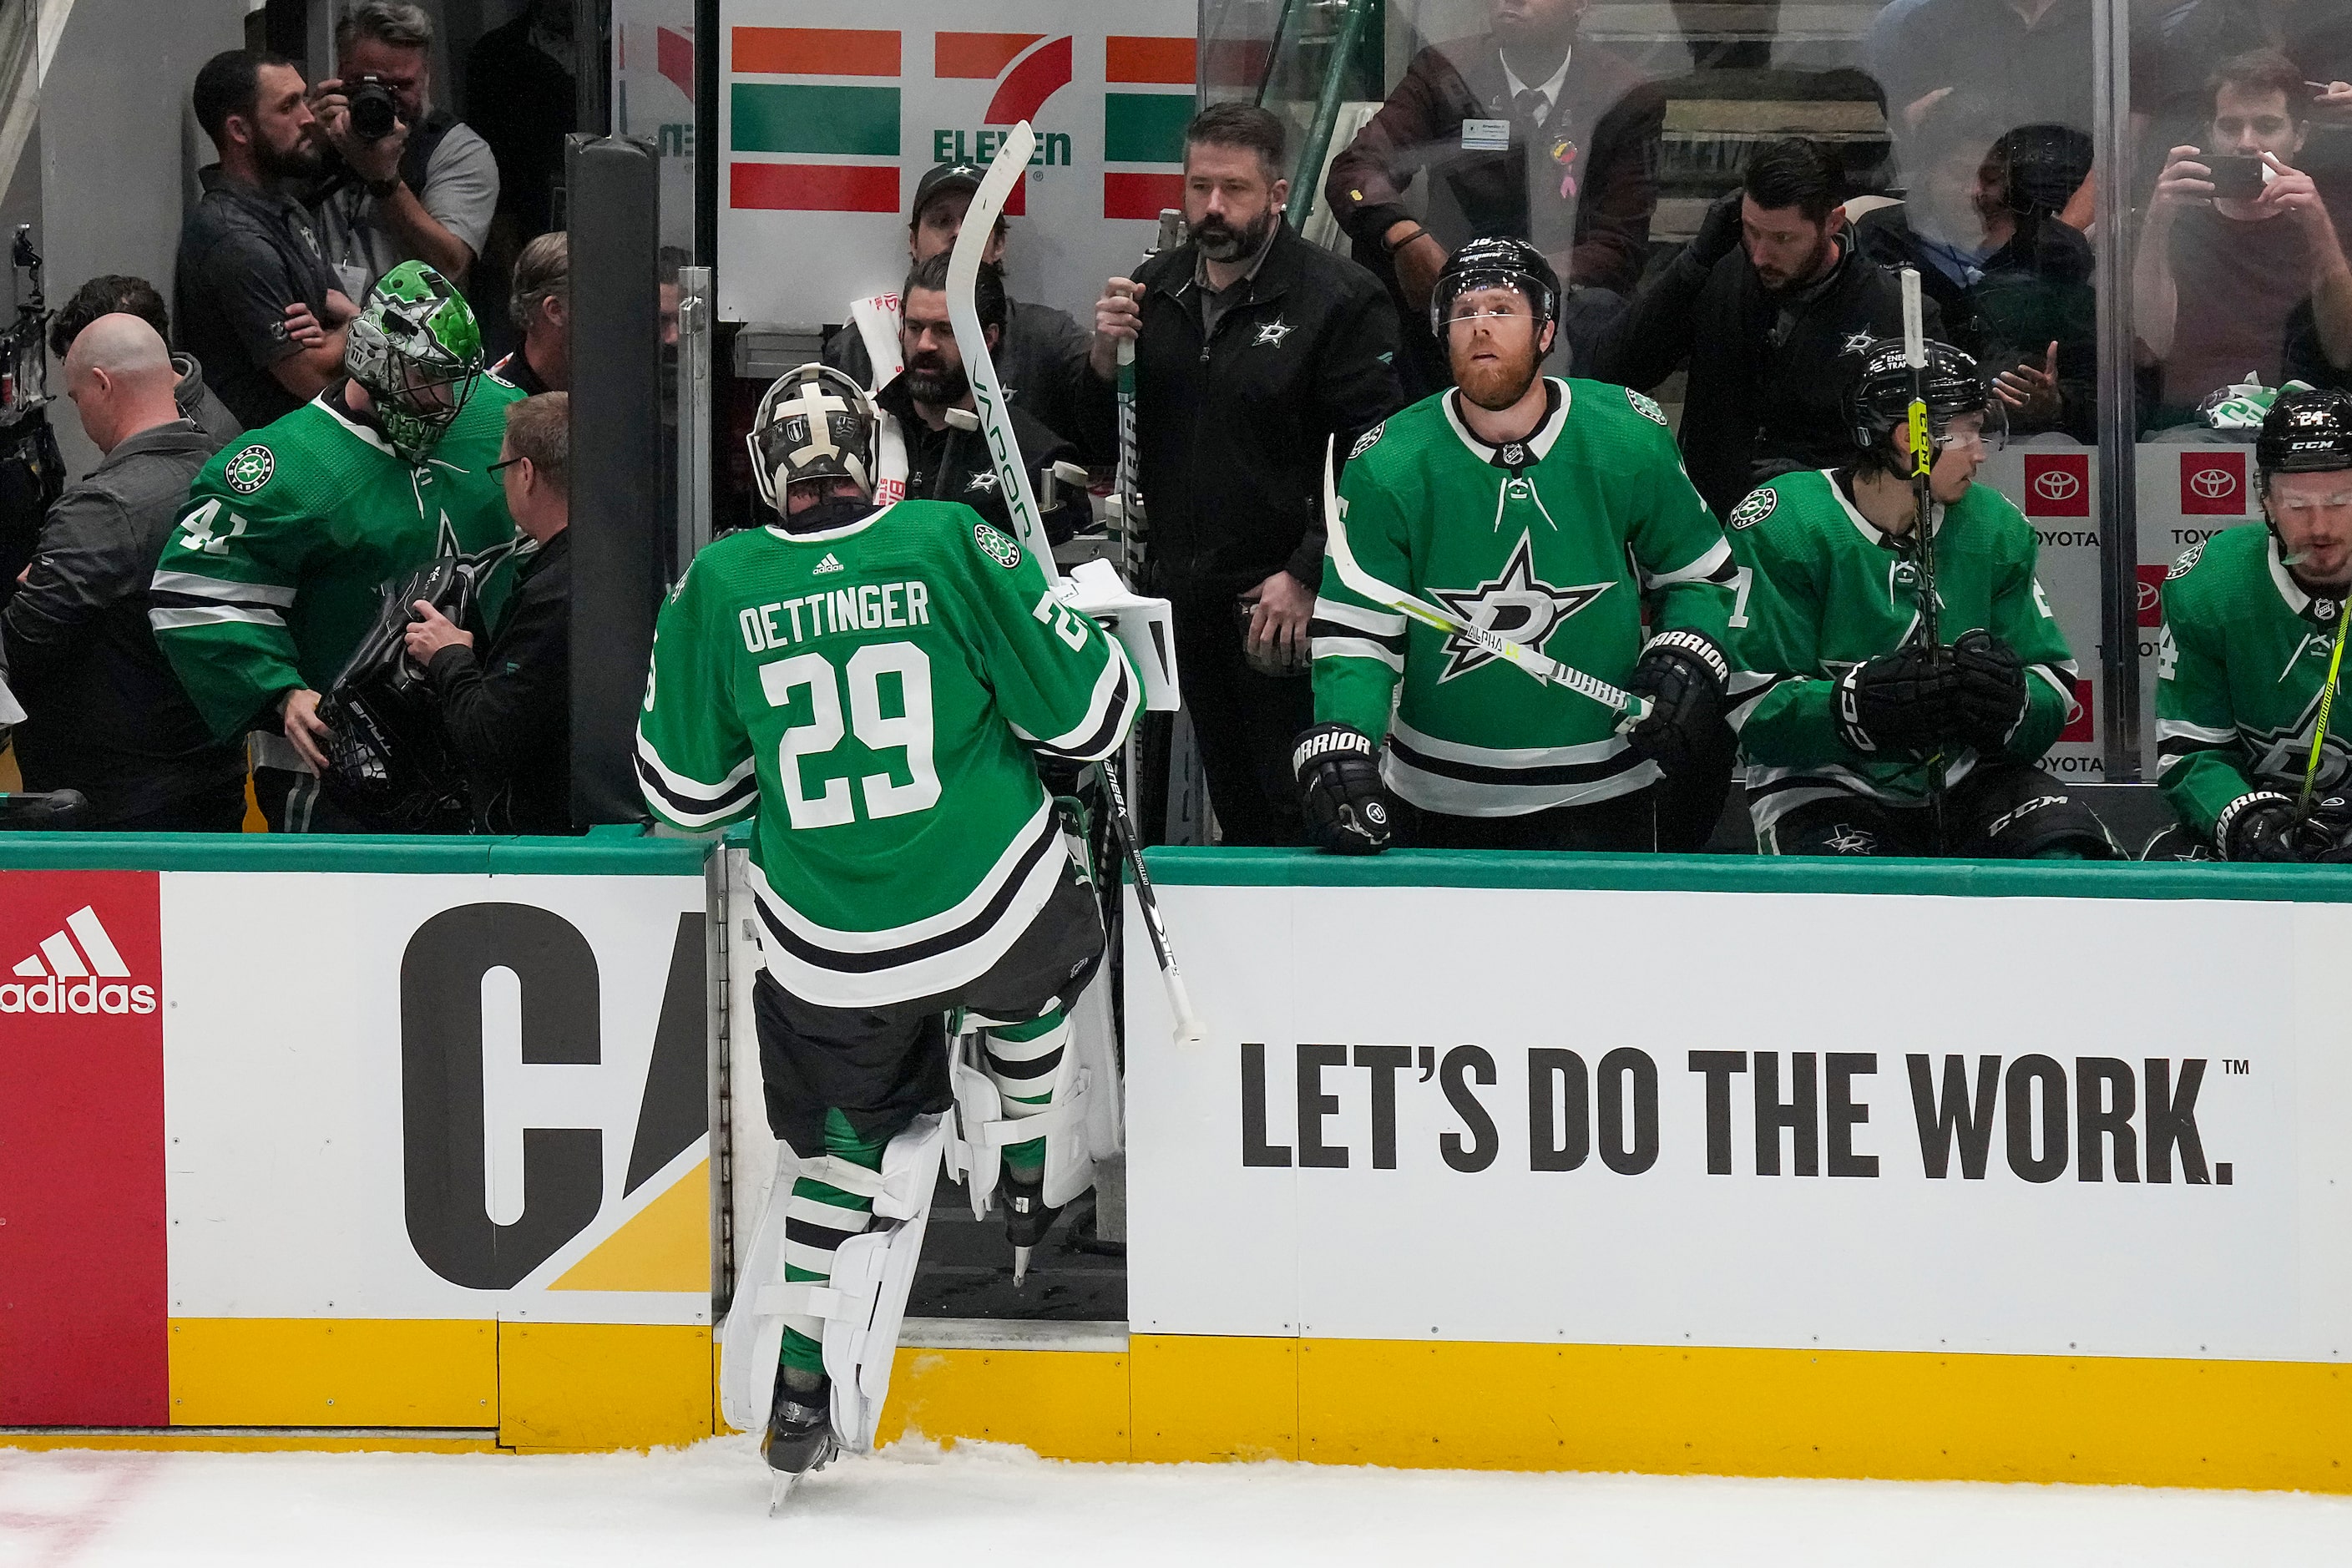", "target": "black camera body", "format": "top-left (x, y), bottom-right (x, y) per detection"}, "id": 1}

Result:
top-left (347, 75), bottom-right (401, 143)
